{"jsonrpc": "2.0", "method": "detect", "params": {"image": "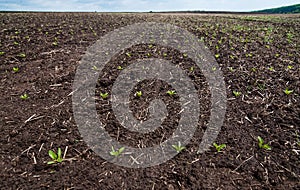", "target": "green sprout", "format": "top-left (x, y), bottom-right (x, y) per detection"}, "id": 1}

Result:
top-left (199, 36), bottom-right (204, 42)
top-left (13, 67), bottom-right (19, 72)
top-left (100, 92), bottom-right (109, 99)
top-left (212, 66), bottom-right (217, 71)
top-left (166, 90), bottom-right (176, 96)
top-left (110, 146), bottom-right (125, 157)
top-left (268, 67), bottom-right (274, 71)
top-left (183, 53), bottom-right (188, 58)
top-left (233, 91), bottom-right (242, 97)
top-left (287, 32), bottom-right (293, 43)
top-left (251, 67), bottom-right (257, 72)
top-left (18, 53), bottom-right (26, 58)
top-left (47, 148), bottom-right (64, 164)
top-left (190, 66), bottom-right (194, 71)
top-left (92, 65), bottom-right (98, 71)
top-left (287, 32), bottom-right (293, 39)
top-left (228, 67), bottom-right (235, 72)
top-left (172, 142), bottom-right (185, 153)
top-left (284, 88), bottom-right (293, 95)
top-left (52, 41), bottom-right (58, 46)
top-left (20, 93), bottom-right (29, 100)
top-left (135, 91), bottom-right (142, 97)
top-left (125, 52), bottom-right (132, 57)
top-left (117, 66), bottom-right (123, 70)
top-left (14, 41), bottom-right (19, 45)
top-left (287, 65), bottom-right (293, 70)
top-left (246, 53), bottom-right (252, 58)
top-left (257, 136), bottom-right (271, 150)
top-left (213, 143), bottom-right (226, 152)
top-left (256, 83), bottom-right (265, 91)
top-left (146, 53), bottom-right (151, 57)
top-left (163, 52), bottom-right (167, 57)
top-left (295, 132), bottom-right (300, 147)
top-left (215, 54), bottom-right (220, 58)
top-left (0, 51), bottom-right (5, 56)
